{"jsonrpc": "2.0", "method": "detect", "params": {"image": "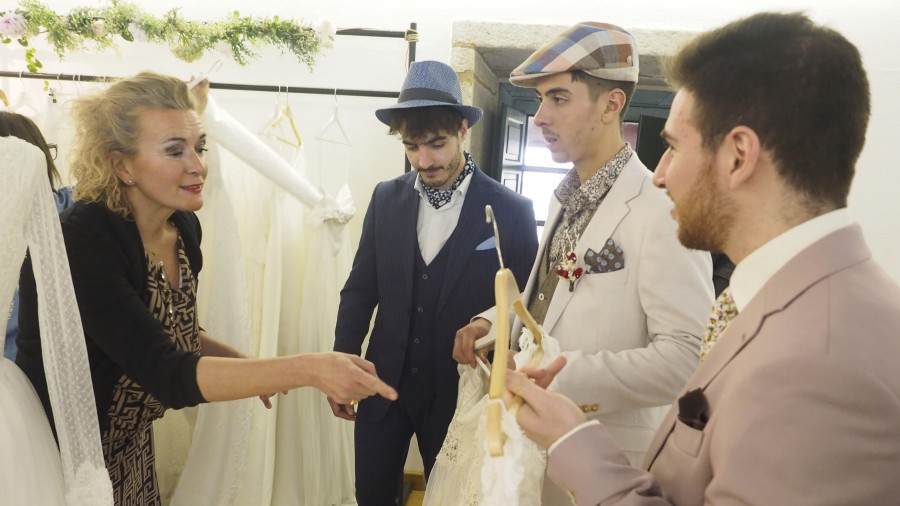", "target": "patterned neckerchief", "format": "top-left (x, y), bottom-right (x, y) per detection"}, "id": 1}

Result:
top-left (421, 151), bottom-right (475, 209)
top-left (548, 144), bottom-right (633, 271)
